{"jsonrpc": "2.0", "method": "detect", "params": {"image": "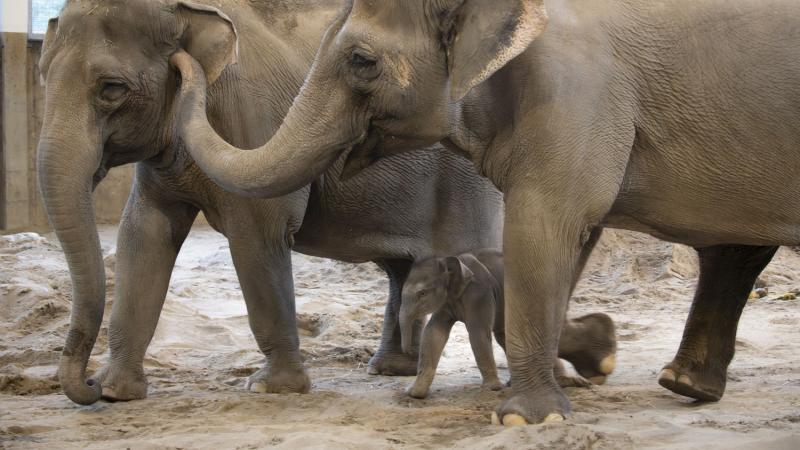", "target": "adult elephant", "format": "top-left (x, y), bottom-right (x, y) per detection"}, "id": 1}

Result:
top-left (37, 0), bottom-right (615, 406)
top-left (172, 0), bottom-right (800, 425)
